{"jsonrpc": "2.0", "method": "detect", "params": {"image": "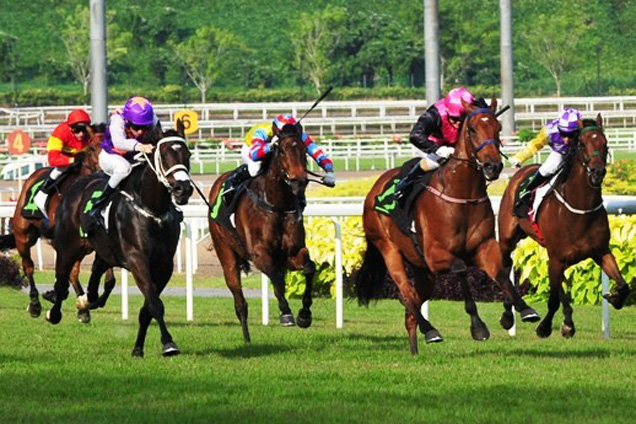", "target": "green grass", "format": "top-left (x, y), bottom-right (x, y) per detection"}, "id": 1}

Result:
top-left (1, 286), bottom-right (635, 424)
